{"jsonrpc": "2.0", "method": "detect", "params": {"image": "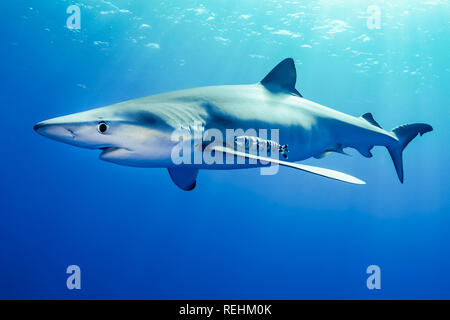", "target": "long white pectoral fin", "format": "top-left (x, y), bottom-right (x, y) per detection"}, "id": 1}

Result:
top-left (168, 168), bottom-right (198, 191)
top-left (213, 146), bottom-right (365, 185)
